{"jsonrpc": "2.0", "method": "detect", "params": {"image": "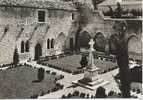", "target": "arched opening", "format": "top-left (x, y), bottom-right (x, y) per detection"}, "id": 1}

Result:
top-left (79, 31), bottom-right (91, 49)
top-left (94, 32), bottom-right (106, 52)
top-left (109, 34), bottom-right (118, 54)
top-left (128, 36), bottom-right (141, 60)
top-left (47, 39), bottom-right (50, 49)
top-left (21, 41), bottom-right (25, 53)
top-left (25, 40), bottom-right (29, 52)
top-left (51, 39), bottom-right (55, 48)
top-left (34, 43), bottom-right (42, 60)
top-left (55, 33), bottom-right (66, 50)
top-left (70, 38), bottom-right (74, 50)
